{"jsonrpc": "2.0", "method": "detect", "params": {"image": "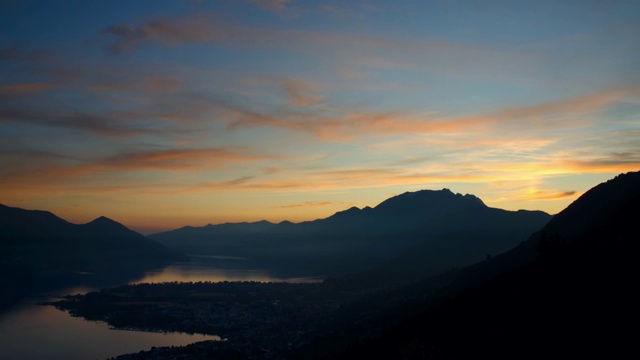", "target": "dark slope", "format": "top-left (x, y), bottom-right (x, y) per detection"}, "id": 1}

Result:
top-left (150, 220), bottom-right (276, 255)
top-left (329, 171), bottom-right (640, 359)
top-left (0, 205), bottom-right (179, 309)
top-left (0, 204), bottom-right (73, 237)
top-left (150, 189), bottom-right (550, 279)
top-left (538, 171), bottom-right (640, 240)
